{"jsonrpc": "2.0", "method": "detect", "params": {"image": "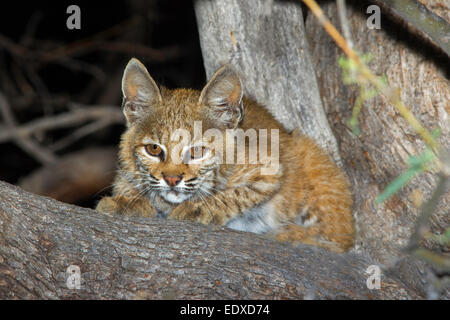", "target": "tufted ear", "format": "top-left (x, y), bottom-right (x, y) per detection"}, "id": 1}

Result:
top-left (199, 64), bottom-right (243, 128)
top-left (121, 58), bottom-right (162, 125)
